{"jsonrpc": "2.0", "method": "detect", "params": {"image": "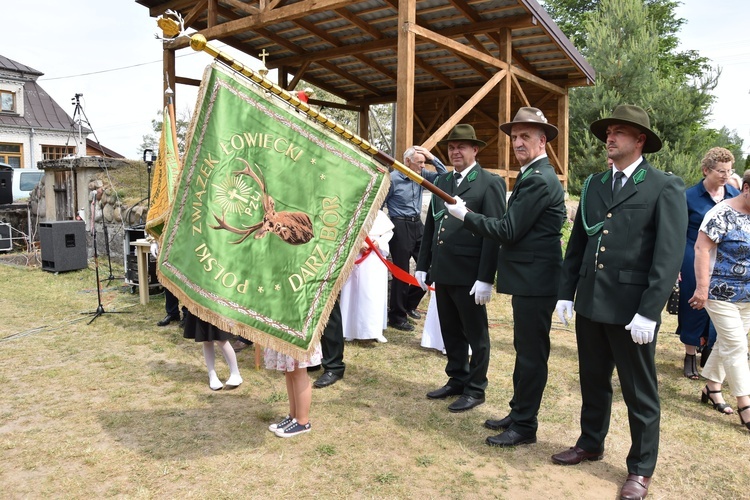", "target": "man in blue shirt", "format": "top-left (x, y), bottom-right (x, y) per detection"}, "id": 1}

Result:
top-left (384, 145), bottom-right (447, 331)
